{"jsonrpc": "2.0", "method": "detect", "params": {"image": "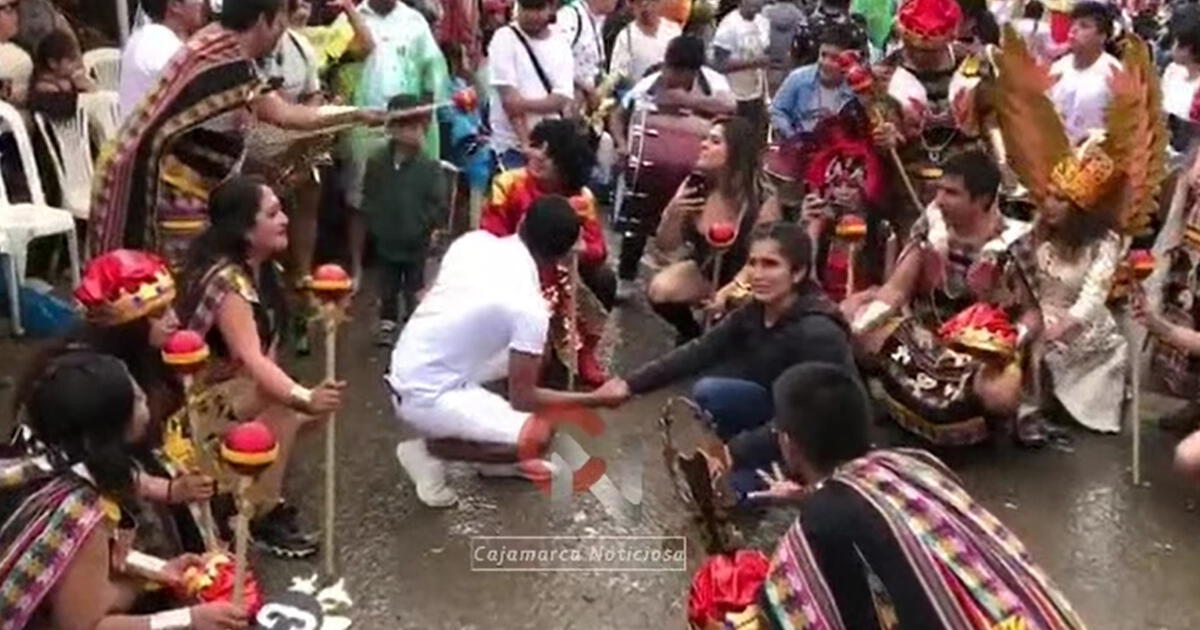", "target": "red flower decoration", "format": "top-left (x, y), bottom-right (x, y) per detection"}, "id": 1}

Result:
top-left (687, 550), bottom-right (770, 626)
top-left (74, 249), bottom-right (169, 308)
top-left (938, 302), bottom-right (1017, 360)
top-left (897, 0), bottom-right (963, 47)
top-left (175, 553), bottom-right (264, 617)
